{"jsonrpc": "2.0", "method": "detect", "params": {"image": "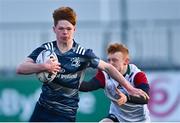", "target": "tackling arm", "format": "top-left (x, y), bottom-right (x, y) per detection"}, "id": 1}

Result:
top-left (79, 70), bottom-right (105, 92)
top-left (126, 72), bottom-right (150, 104)
top-left (126, 84), bottom-right (149, 104)
top-left (79, 78), bottom-right (103, 92)
top-left (116, 88), bottom-right (149, 105)
top-left (126, 94), bottom-right (148, 104)
top-left (97, 60), bottom-right (132, 91)
top-left (97, 60), bottom-right (149, 99)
